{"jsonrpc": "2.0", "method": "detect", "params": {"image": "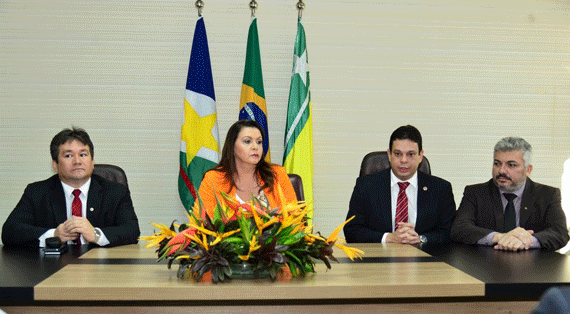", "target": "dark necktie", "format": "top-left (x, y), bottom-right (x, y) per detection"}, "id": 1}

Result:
top-left (395, 182), bottom-right (410, 230)
top-left (72, 189), bottom-right (82, 217)
top-left (503, 193), bottom-right (517, 231)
